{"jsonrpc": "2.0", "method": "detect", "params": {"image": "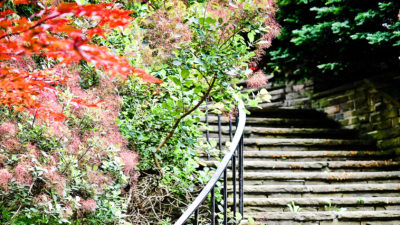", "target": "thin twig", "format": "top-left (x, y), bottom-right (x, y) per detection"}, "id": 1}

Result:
top-left (0, 12), bottom-right (61, 40)
top-left (9, 205), bottom-right (22, 221)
